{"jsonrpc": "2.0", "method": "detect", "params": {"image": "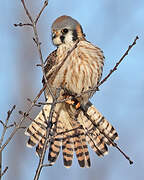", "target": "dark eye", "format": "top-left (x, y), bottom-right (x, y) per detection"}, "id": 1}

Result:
top-left (62, 28), bottom-right (68, 34)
